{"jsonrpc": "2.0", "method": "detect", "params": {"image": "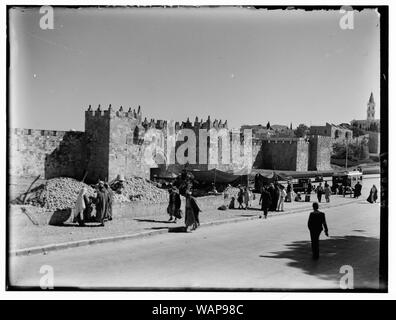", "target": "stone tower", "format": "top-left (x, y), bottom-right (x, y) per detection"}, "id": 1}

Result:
top-left (84, 104), bottom-right (147, 183)
top-left (367, 92), bottom-right (375, 121)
